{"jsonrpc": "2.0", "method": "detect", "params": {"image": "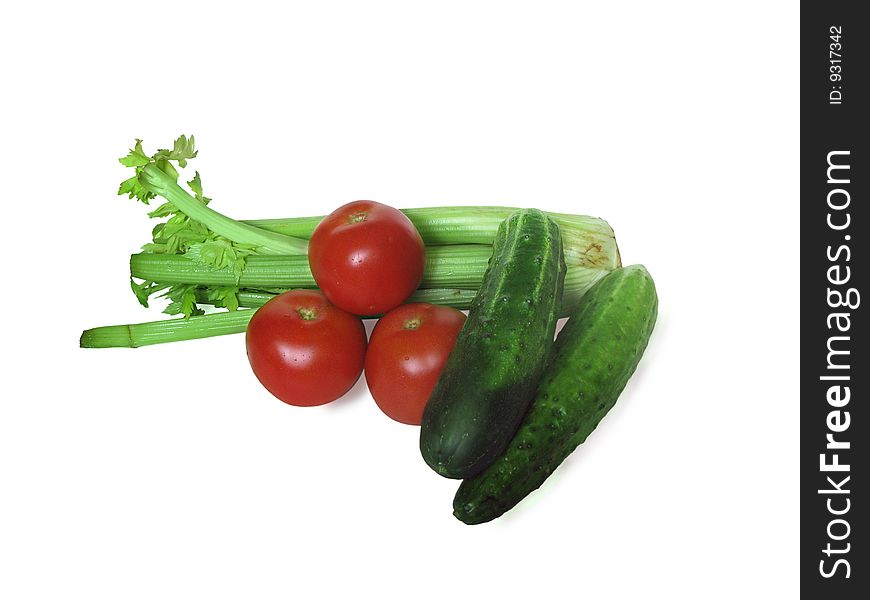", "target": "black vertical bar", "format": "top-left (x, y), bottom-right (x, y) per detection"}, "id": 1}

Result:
top-left (801, 2), bottom-right (867, 597)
